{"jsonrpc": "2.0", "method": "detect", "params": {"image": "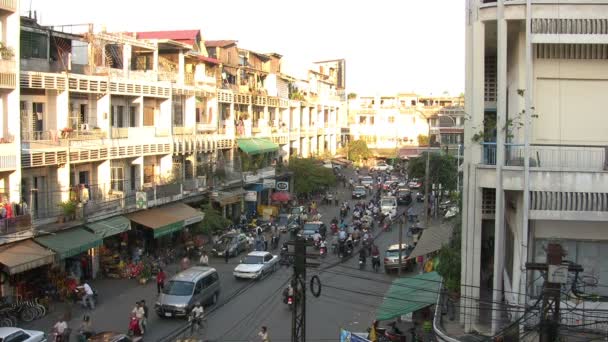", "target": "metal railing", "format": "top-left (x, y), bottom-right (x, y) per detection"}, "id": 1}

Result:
top-left (0, 214), bottom-right (32, 235)
top-left (173, 127), bottom-right (193, 135)
top-left (481, 142), bottom-right (607, 170)
top-left (0, 0), bottom-right (16, 11)
top-left (21, 130), bottom-right (55, 142)
top-left (111, 127), bottom-right (129, 139)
